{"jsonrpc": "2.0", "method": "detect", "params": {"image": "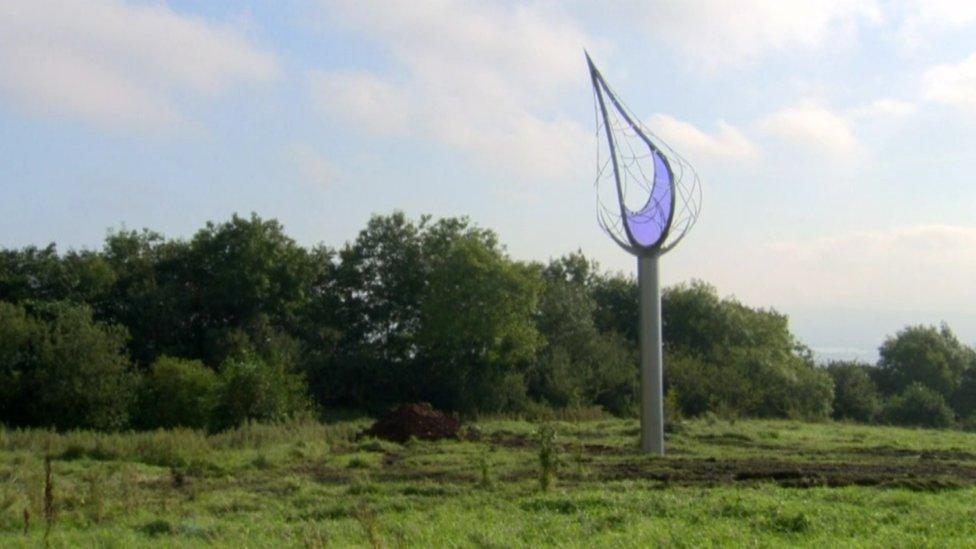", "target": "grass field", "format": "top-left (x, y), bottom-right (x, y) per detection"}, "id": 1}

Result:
top-left (1, 416), bottom-right (976, 547)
